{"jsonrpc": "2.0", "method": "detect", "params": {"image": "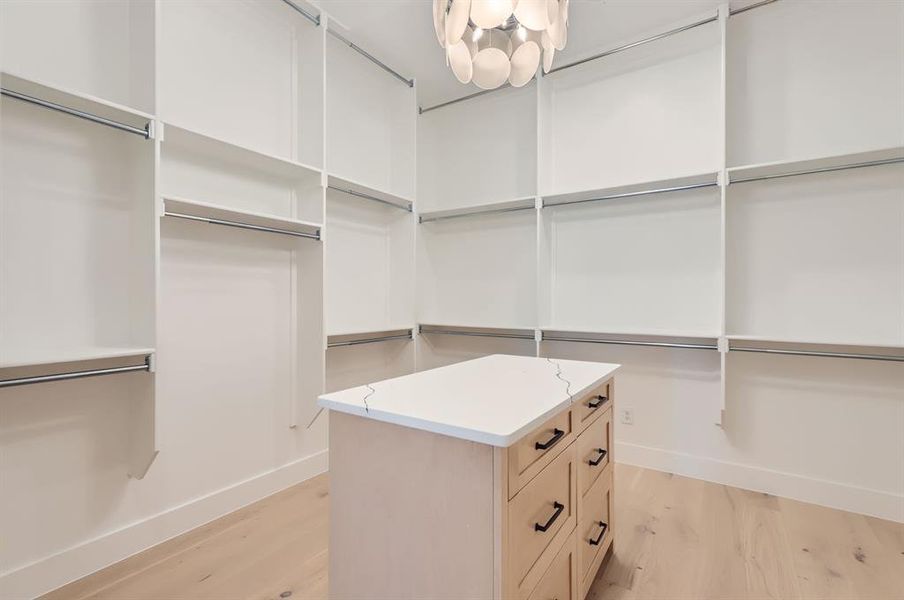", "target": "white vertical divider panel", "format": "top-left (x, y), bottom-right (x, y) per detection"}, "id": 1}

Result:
top-left (535, 73), bottom-right (547, 358)
top-left (294, 13), bottom-right (328, 430)
top-left (717, 3), bottom-right (729, 424)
